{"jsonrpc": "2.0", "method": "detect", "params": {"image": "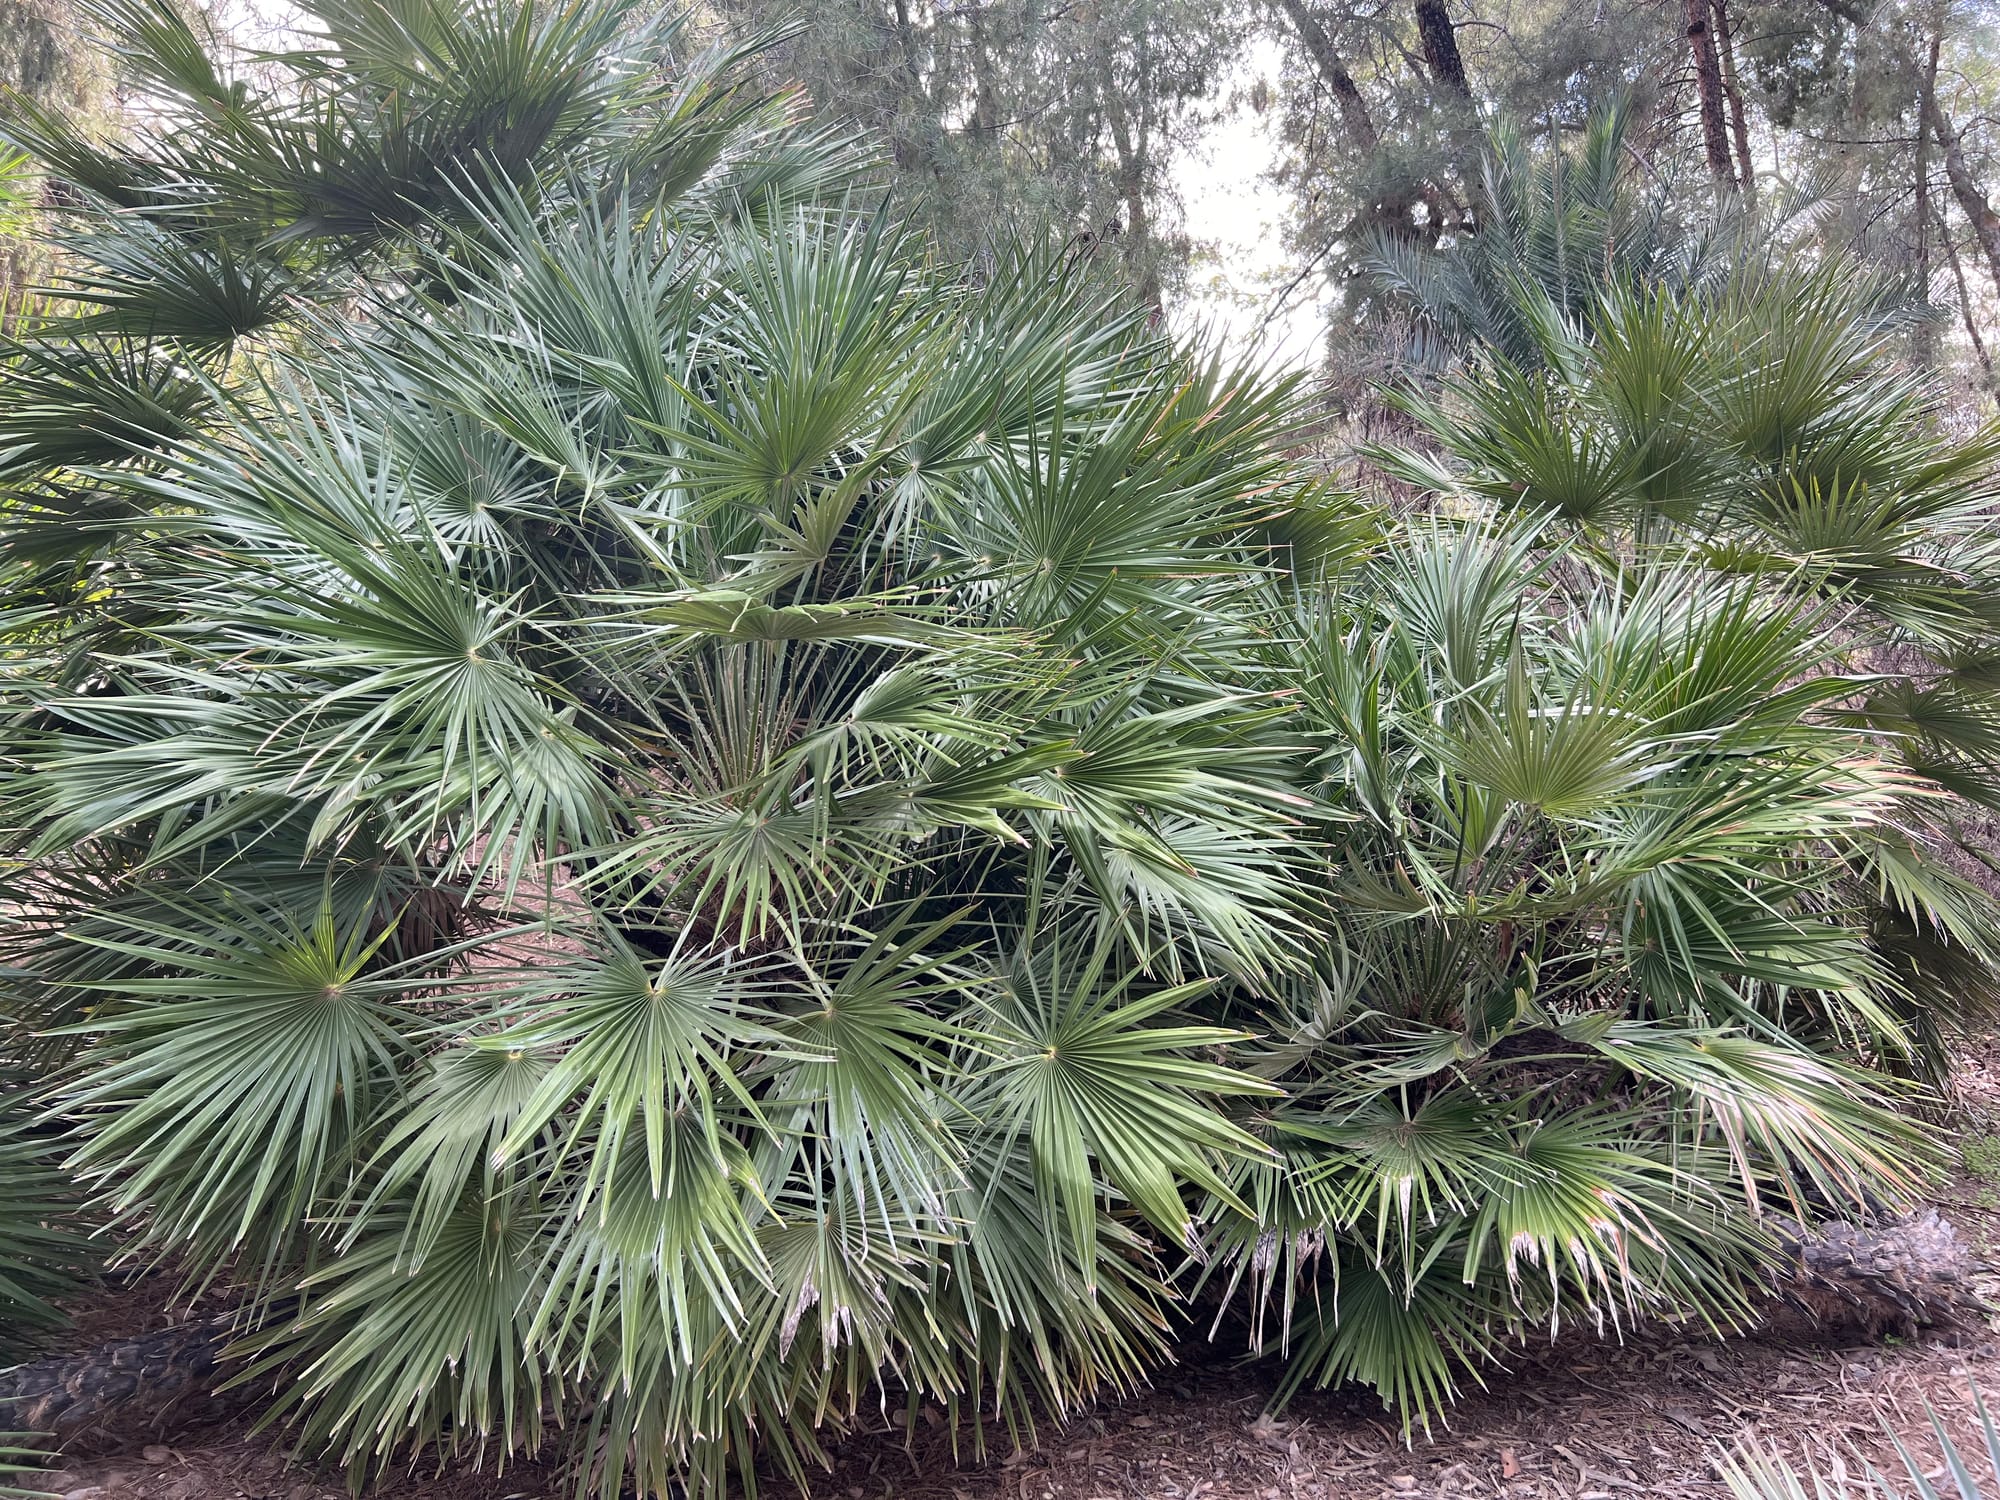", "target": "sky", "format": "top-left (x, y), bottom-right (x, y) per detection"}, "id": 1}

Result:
top-left (1167, 37), bottom-right (1331, 376)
